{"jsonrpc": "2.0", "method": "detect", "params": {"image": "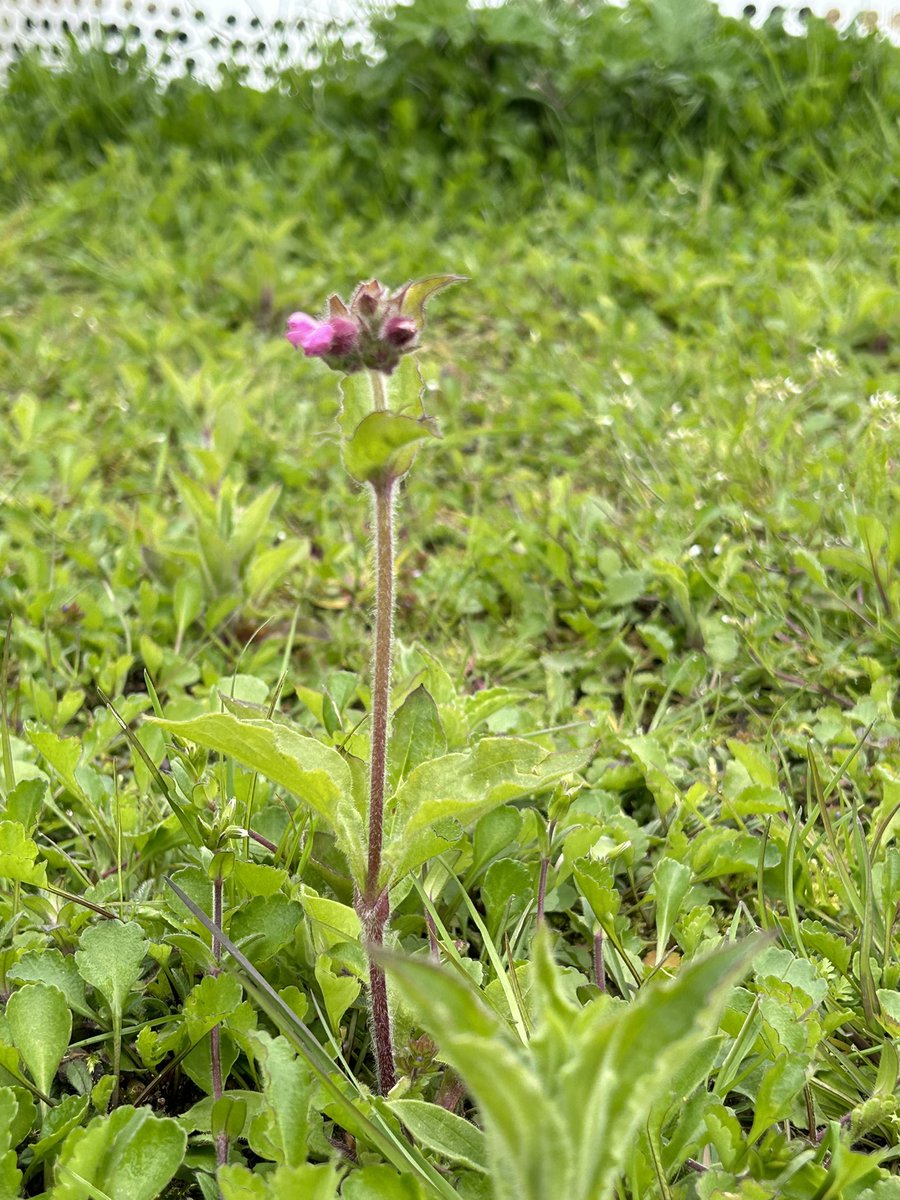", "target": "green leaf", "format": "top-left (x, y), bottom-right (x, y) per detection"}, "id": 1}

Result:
top-left (388, 686), bottom-right (447, 789)
top-left (471, 806), bottom-right (523, 874)
top-left (397, 274), bottom-right (466, 323)
top-left (342, 1165), bottom-right (425, 1199)
top-left (653, 857), bottom-right (693, 965)
top-left (342, 410), bottom-right (439, 486)
top-left (31, 1094), bottom-right (91, 1164)
top-left (617, 736), bottom-right (679, 816)
top-left (2, 778), bottom-right (46, 832)
top-left (384, 740), bottom-right (588, 884)
top-left (382, 938), bottom-right (760, 1200)
top-left (148, 713), bottom-right (364, 883)
top-left (26, 728), bottom-right (83, 798)
top-left (573, 858), bottom-right (620, 928)
top-left (3, 1086), bottom-right (36, 1149)
top-left (0, 819), bottom-right (48, 886)
top-left (233, 862), bottom-right (289, 898)
top-left (6, 983), bottom-right (72, 1097)
top-left (231, 895), bottom-right (304, 963)
top-left (219, 1163), bottom-right (342, 1200)
top-left (0, 1088), bottom-right (23, 1198)
top-left (250, 1032), bottom-right (314, 1168)
top-left (8, 948), bottom-right (94, 1019)
top-left (301, 888), bottom-right (361, 953)
top-left (315, 955), bottom-right (361, 1035)
top-left (482, 859), bottom-right (531, 938)
top-left (76, 921), bottom-right (149, 1020)
top-left (183, 974), bottom-right (243, 1042)
top-left (52, 1105), bottom-right (187, 1200)
top-left (747, 1054), bottom-right (807, 1141)
top-left (387, 1100), bottom-right (488, 1172)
